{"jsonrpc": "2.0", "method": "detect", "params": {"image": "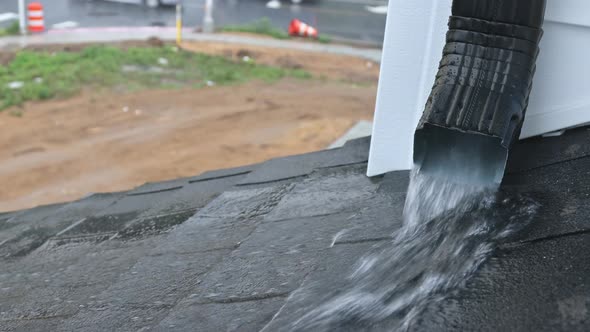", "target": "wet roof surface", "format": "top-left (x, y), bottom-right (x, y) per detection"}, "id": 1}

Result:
top-left (1, 128), bottom-right (590, 331)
